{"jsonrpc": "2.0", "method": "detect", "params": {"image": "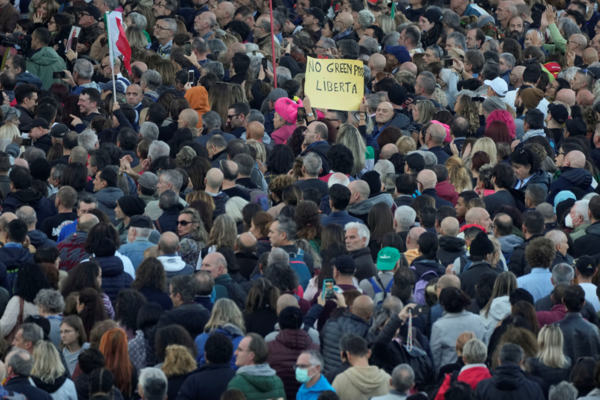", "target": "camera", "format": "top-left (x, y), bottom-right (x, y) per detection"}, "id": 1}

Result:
top-left (0, 32), bottom-right (30, 53)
